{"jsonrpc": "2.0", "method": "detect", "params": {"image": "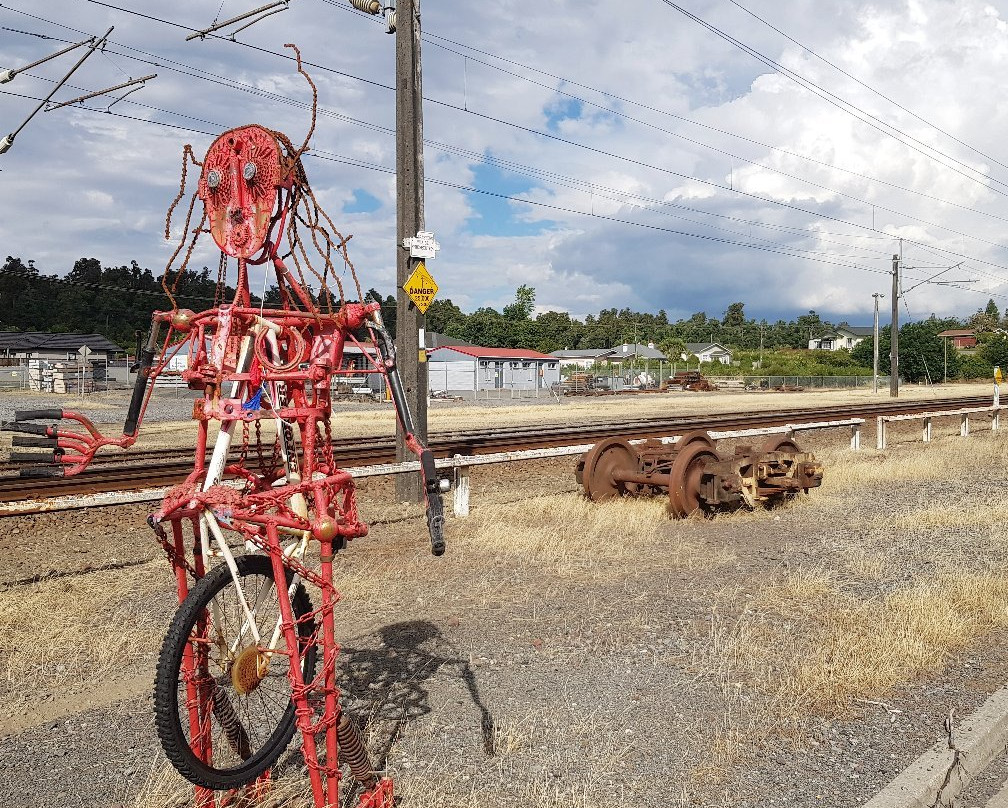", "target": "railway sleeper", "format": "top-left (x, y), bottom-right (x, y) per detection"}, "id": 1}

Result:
top-left (577, 431), bottom-right (823, 518)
